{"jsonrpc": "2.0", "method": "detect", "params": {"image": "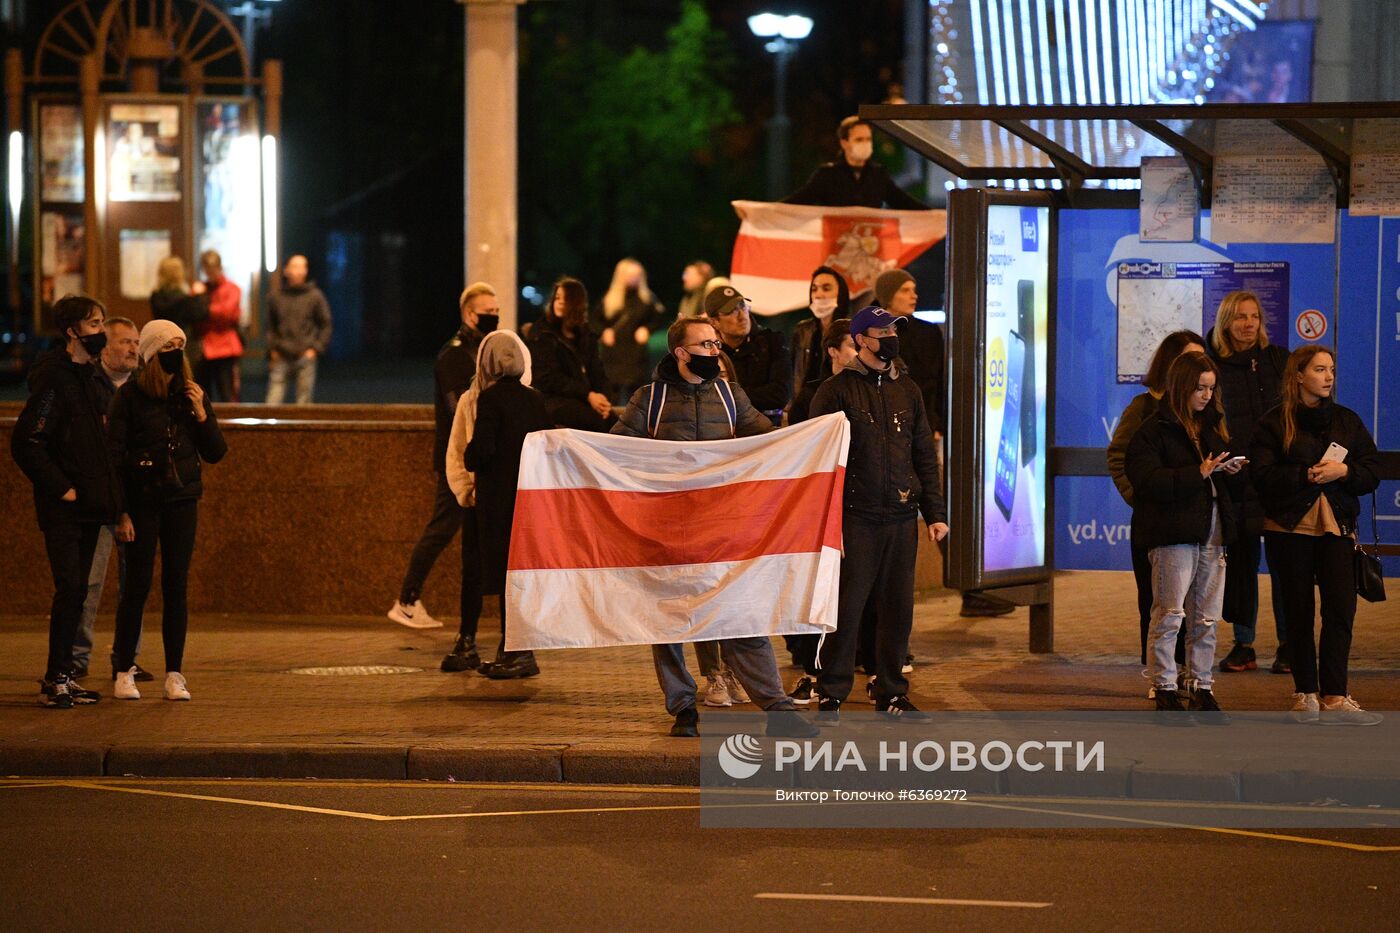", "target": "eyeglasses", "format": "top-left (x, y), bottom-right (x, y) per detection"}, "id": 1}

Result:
top-left (685, 340), bottom-right (722, 352)
top-left (716, 302), bottom-right (750, 317)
